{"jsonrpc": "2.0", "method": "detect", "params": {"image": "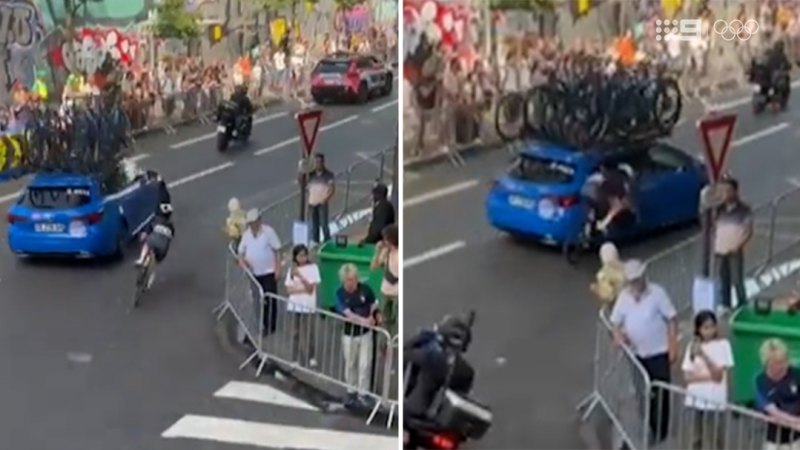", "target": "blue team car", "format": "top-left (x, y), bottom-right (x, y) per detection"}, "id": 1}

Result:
top-left (486, 140), bottom-right (708, 252)
top-left (7, 161), bottom-right (161, 259)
